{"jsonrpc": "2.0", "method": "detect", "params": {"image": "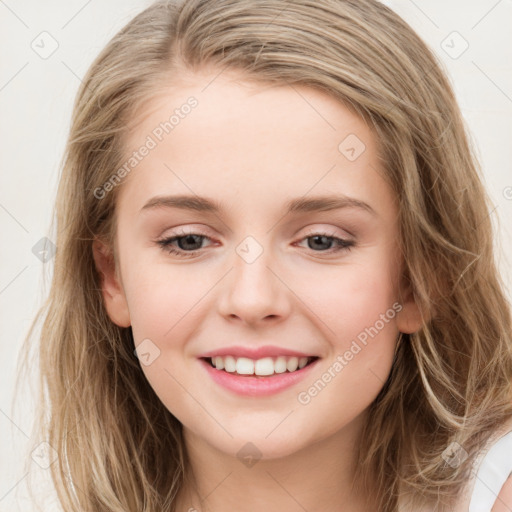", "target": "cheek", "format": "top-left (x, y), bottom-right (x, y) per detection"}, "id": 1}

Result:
top-left (121, 247), bottom-right (201, 343)
top-left (296, 272), bottom-right (400, 424)
top-left (293, 257), bottom-right (400, 394)
top-left (126, 279), bottom-right (178, 345)
top-left (294, 257), bottom-right (399, 342)
top-left (123, 264), bottom-right (201, 416)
